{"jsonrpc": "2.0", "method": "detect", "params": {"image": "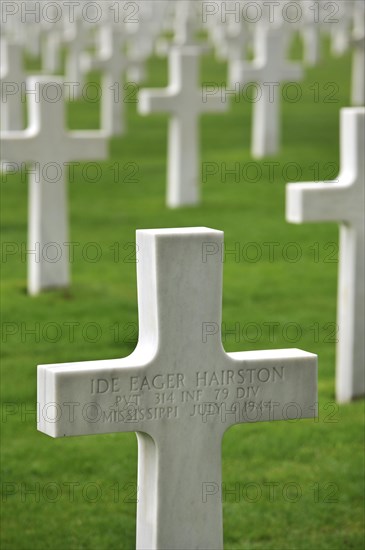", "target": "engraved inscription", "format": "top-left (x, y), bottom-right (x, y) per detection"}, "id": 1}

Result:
top-left (130, 373), bottom-right (185, 391)
top-left (88, 366), bottom-right (286, 424)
